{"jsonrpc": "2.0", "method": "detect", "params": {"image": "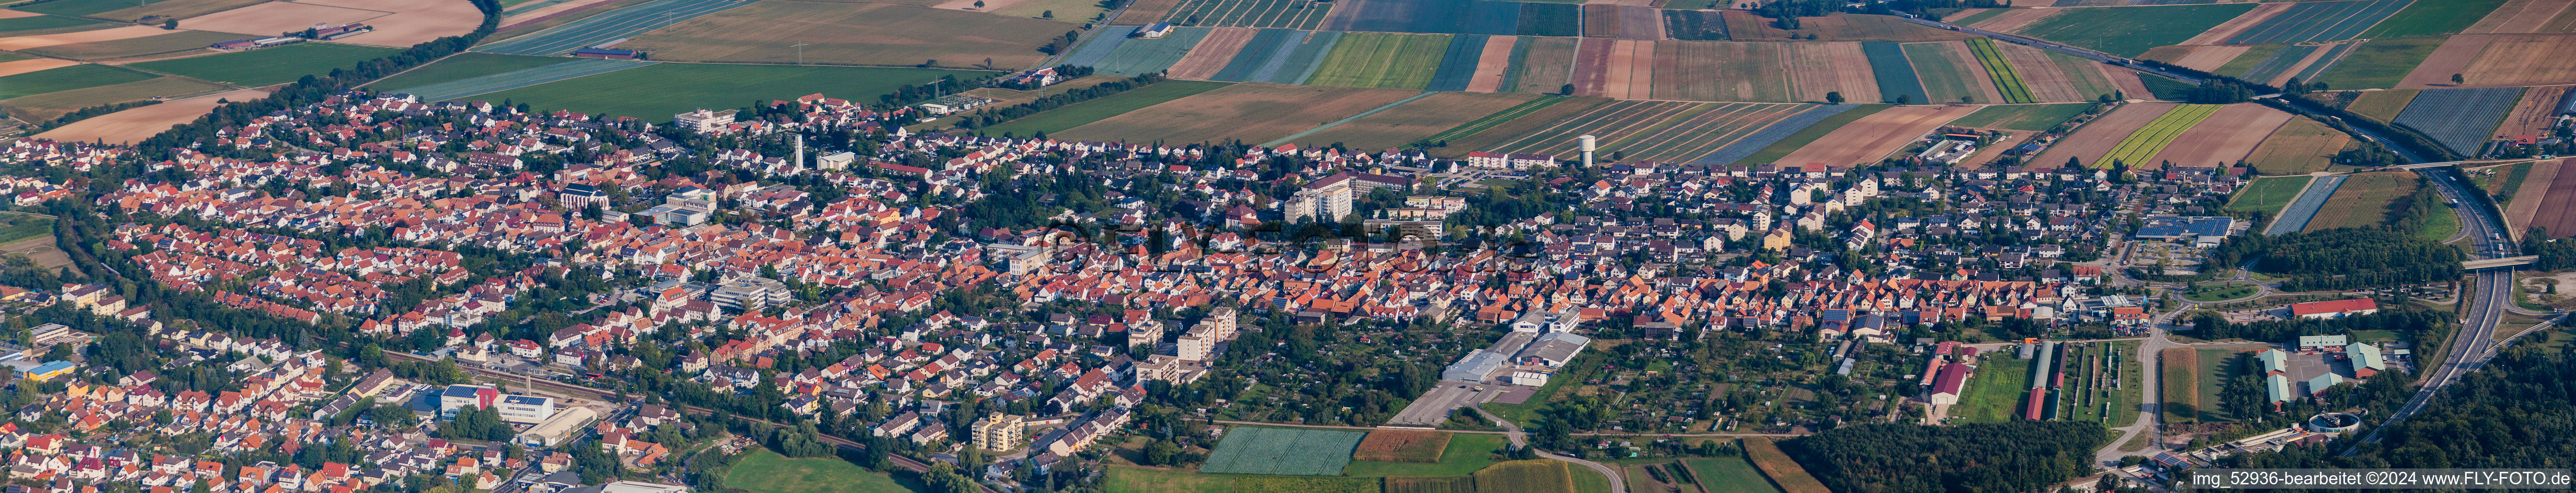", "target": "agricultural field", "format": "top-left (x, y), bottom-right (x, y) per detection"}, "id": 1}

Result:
top-left (1952, 356), bottom-right (2032, 423)
top-left (723, 449), bottom-right (924, 493)
top-left (1950, 103), bottom-right (2094, 131)
top-left (0, 57), bottom-right (77, 78)
top-left (1782, 41), bottom-right (1880, 104)
top-left (1721, 12), bottom-right (1972, 42)
top-left (2391, 86), bottom-right (2524, 156)
top-left (84, 0), bottom-right (269, 22)
top-left (2496, 85), bottom-right (2570, 137)
top-left (2463, 0), bottom-right (2576, 34)
top-left (295, 0), bottom-right (485, 47)
top-left (2211, 43), bottom-right (2286, 78)
top-left (1304, 32), bottom-right (1451, 89)
top-left (1664, 9), bottom-right (1729, 40)
top-left (471, 63), bottom-right (993, 119)
top-left (1860, 41), bottom-right (1926, 104)
top-left (2363, 0), bottom-right (2513, 37)
top-left (129, 42), bottom-right (400, 86)
top-left (1903, 41), bottom-right (2001, 106)
top-left (1516, 3), bottom-right (1579, 37)
top-left (11, 0), bottom-right (190, 17)
top-left (1464, 35), bottom-right (1515, 91)
top-left (2055, 341), bottom-right (2144, 427)
top-left (365, 52), bottom-right (572, 89)
top-left (2243, 117), bottom-right (2352, 175)
top-left (15, 30), bottom-right (242, 60)
top-left (180, 2), bottom-right (382, 38)
top-left (2013, 3), bottom-right (2257, 57)
top-left (2099, 103), bottom-right (2220, 169)
top-left (1225, 29), bottom-right (1343, 84)
top-left (1648, 40), bottom-right (1794, 102)
top-left (1473, 460), bottom-right (1579, 493)
top-left (2514, 160), bottom-right (2572, 238)
top-left (1965, 8), bottom-right (2057, 33)
top-left (1345, 433), bottom-right (1507, 477)
top-left (2344, 88), bottom-right (2419, 121)
top-left (2180, 2), bottom-right (2290, 45)
top-left (2029, 102), bottom-right (2176, 170)
top-left (2234, 43), bottom-right (2319, 87)
top-left (2160, 347), bottom-right (2200, 424)
top-left (0, 76), bottom-right (225, 122)
top-left (1321, 0), bottom-right (1528, 35)
top-left (2223, 0), bottom-right (2411, 44)
top-left (2451, 33), bottom-right (2576, 87)
top-left (2304, 171), bottom-right (2422, 232)
top-left (2142, 44), bottom-right (2250, 73)
top-left (1094, 27), bottom-right (1215, 76)
top-left (617, 2), bottom-right (1073, 68)
top-left (1287, 91), bottom-right (1537, 150)
top-left (1164, 27), bottom-right (1259, 80)
top-left (1449, 101), bottom-right (1816, 164)
top-left (0, 25), bottom-right (166, 51)
top-left (2308, 36), bottom-right (2442, 89)
top-left (1741, 438), bottom-right (1831, 493)
top-left (1352, 430), bottom-right (1452, 464)
top-left (0, 63), bottom-right (156, 100)
top-left (1504, 36), bottom-right (1575, 94)
top-left (1160, 0), bottom-right (1334, 29)
top-left (2147, 104), bottom-right (2294, 169)
top-left (391, 59), bottom-right (657, 102)
top-left (1965, 38), bottom-right (2035, 104)
top-left (1770, 104), bottom-right (1972, 167)
top-left (475, 0), bottom-right (749, 55)
top-left (0, 13), bottom-right (107, 37)
top-left (1053, 82), bottom-right (1418, 144)
top-left (2232, 175), bottom-right (2316, 215)
top-left (1704, 104), bottom-right (1878, 166)
top-left (2192, 349), bottom-right (2253, 422)
top-left (1685, 456), bottom-right (1786, 493)
top-left (1198, 426), bottom-right (1369, 476)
